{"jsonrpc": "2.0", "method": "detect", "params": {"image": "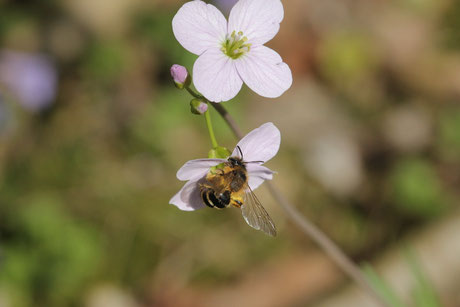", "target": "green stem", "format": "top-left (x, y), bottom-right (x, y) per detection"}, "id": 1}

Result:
top-left (204, 108), bottom-right (218, 148)
top-left (185, 86), bottom-right (202, 99)
top-left (184, 85), bottom-right (218, 148)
